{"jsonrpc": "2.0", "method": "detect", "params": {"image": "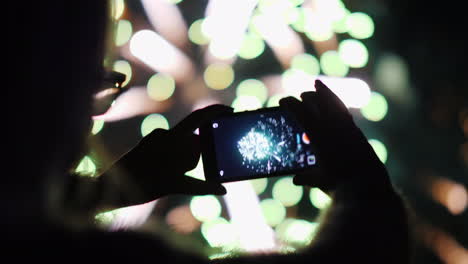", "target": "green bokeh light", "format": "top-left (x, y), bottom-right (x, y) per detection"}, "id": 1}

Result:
top-left (290, 8), bottom-right (308, 32)
top-left (267, 94), bottom-right (288, 107)
top-left (236, 79), bottom-right (268, 105)
top-left (276, 218), bottom-right (318, 245)
top-left (260, 198), bottom-right (286, 227)
top-left (201, 217), bottom-right (238, 248)
top-left (320, 50), bottom-right (349, 77)
top-left (332, 9), bottom-right (350, 33)
top-left (231, 95), bottom-right (263, 112)
top-left (115, 19), bottom-right (132, 46)
top-left (95, 211), bottom-right (115, 226)
top-left (368, 139), bottom-right (388, 163)
top-left (283, 7), bottom-right (301, 25)
top-left (190, 195), bottom-right (222, 222)
top-left (140, 113), bottom-right (169, 137)
top-left (185, 156), bottom-right (205, 181)
top-left (361, 92), bottom-right (388, 122)
top-left (204, 63), bottom-right (235, 90)
top-left (309, 188), bottom-right (331, 209)
top-left (238, 32), bottom-right (265, 60)
top-left (165, 0), bottom-right (183, 4)
top-left (338, 39), bottom-right (369, 68)
top-left (304, 22), bottom-right (334, 42)
top-left (188, 19), bottom-right (210, 45)
top-left (147, 73), bottom-right (176, 101)
top-left (112, 0), bottom-right (125, 20)
top-left (272, 177), bottom-right (303, 207)
top-left (281, 69), bottom-right (314, 98)
top-left (112, 60), bottom-right (132, 87)
top-left (91, 120), bottom-right (105, 135)
top-left (345, 12), bottom-right (374, 39)
top-left (75, 156), bottom-right (97, 177)
top-left (291, 53), bottom-right (320, 76)
top-left (250, 178), bottom-right (268, 195)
